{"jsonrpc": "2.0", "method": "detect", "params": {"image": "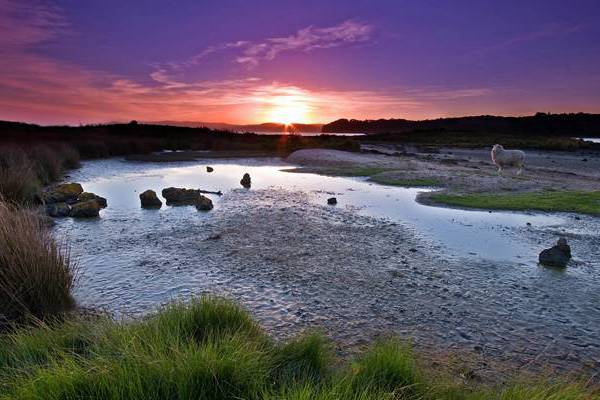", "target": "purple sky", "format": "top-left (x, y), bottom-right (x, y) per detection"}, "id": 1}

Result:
top-left (1, 0), bottom-right (599, 125)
